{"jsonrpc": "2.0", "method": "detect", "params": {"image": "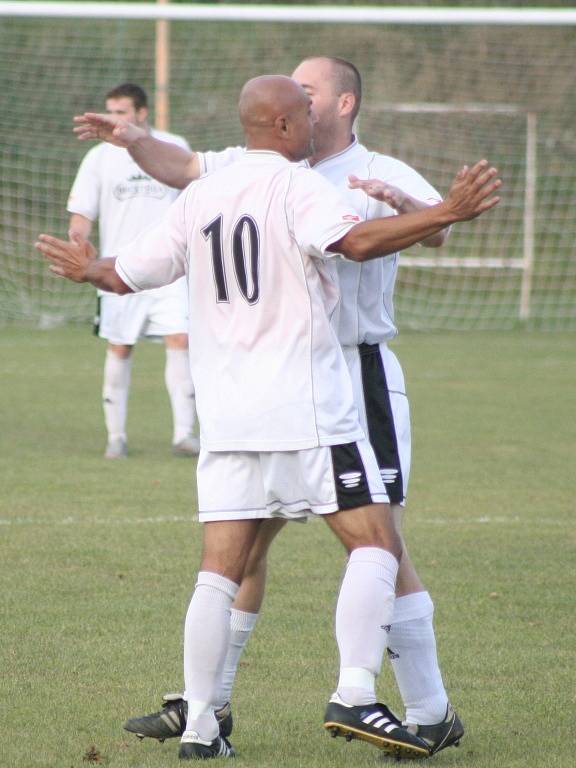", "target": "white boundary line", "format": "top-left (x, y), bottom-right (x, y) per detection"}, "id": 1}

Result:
top-left (0, 515), bottom-right (193, 526)
top-left (1, 3), bottom-right (576, 25)
top-left (0, 515), bottom-right (571, 527)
